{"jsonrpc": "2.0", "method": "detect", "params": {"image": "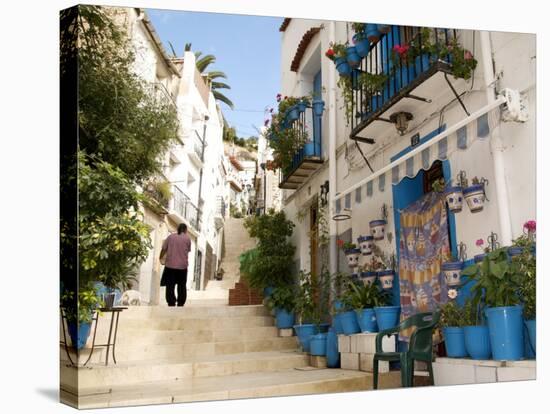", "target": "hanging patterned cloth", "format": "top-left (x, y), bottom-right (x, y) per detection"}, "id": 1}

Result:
top-left (398, 191), bottom-right (450, 342)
